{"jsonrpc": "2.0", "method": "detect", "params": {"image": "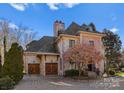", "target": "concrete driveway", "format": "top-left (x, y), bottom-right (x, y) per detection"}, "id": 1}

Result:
top-left (14, 75), bottom-right (124, 90)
